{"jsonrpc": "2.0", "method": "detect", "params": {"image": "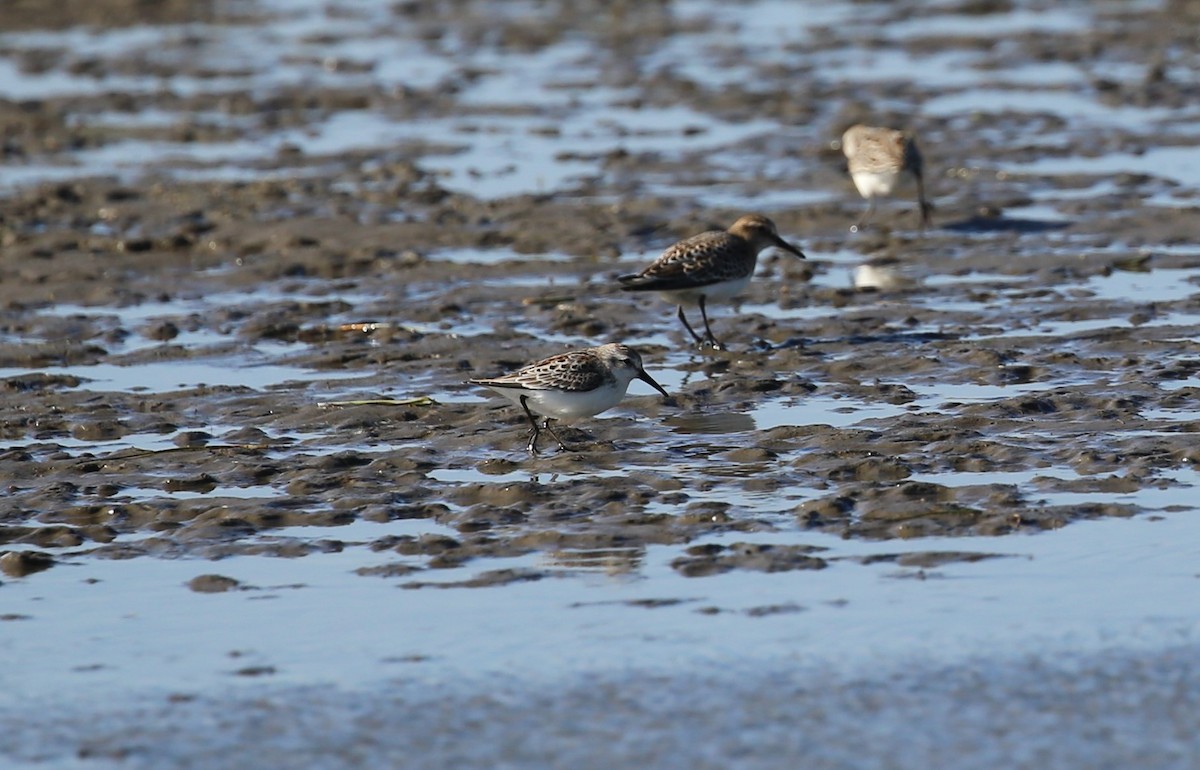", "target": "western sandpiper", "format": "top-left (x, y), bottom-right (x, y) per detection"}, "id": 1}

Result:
top-left (617, 214), bottom-right (806, 350)
top-left (841, 124), bottom-right (933, 232)
top-left (469, 343), bottom-right (670, 454)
